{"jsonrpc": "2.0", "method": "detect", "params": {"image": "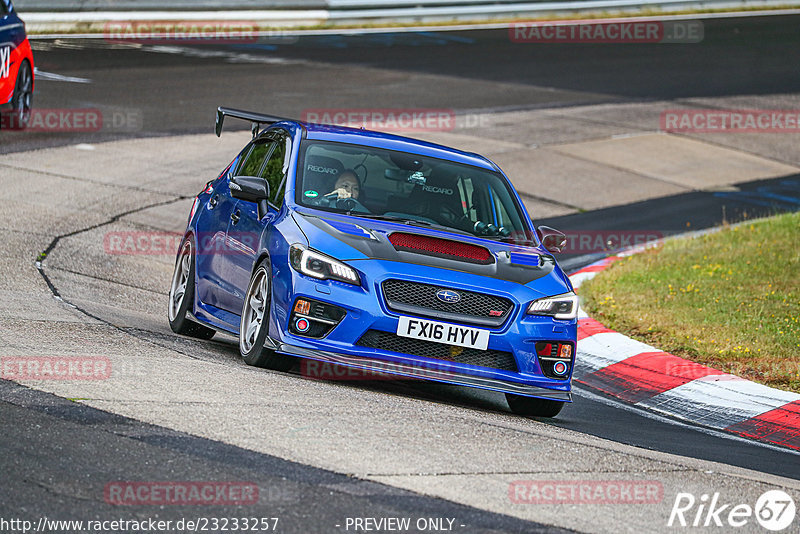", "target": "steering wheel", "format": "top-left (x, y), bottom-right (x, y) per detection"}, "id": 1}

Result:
top-left (335, 197), bottom-right (369, 213)
top-left (439, 204), bottom-right (470, 228)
